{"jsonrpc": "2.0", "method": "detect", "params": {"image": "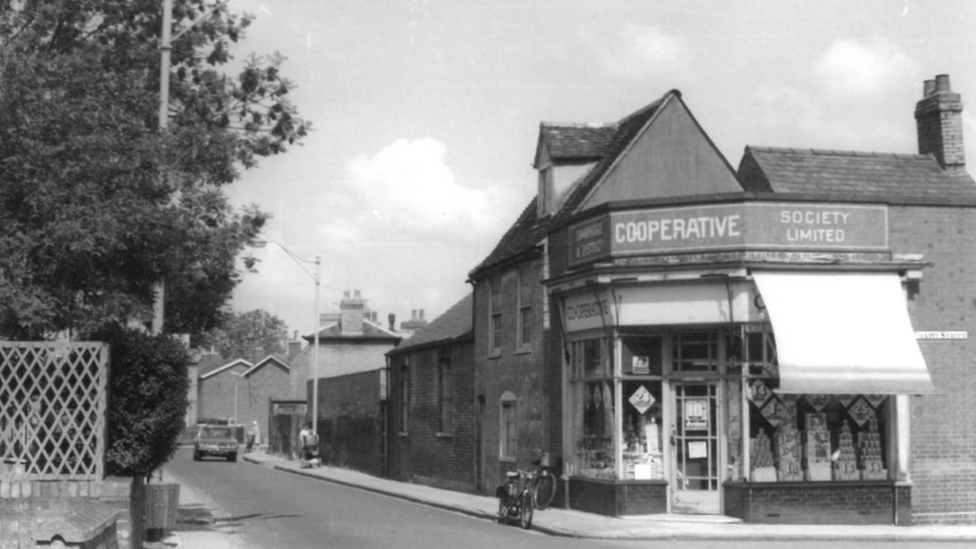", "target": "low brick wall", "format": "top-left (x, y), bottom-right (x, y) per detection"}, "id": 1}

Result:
top-left (569, 478), bottom-right (668, 516)
top-left (0, 477), bottom-right (132, 549)
top-left (724, 480), bottom-right (909, 525)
